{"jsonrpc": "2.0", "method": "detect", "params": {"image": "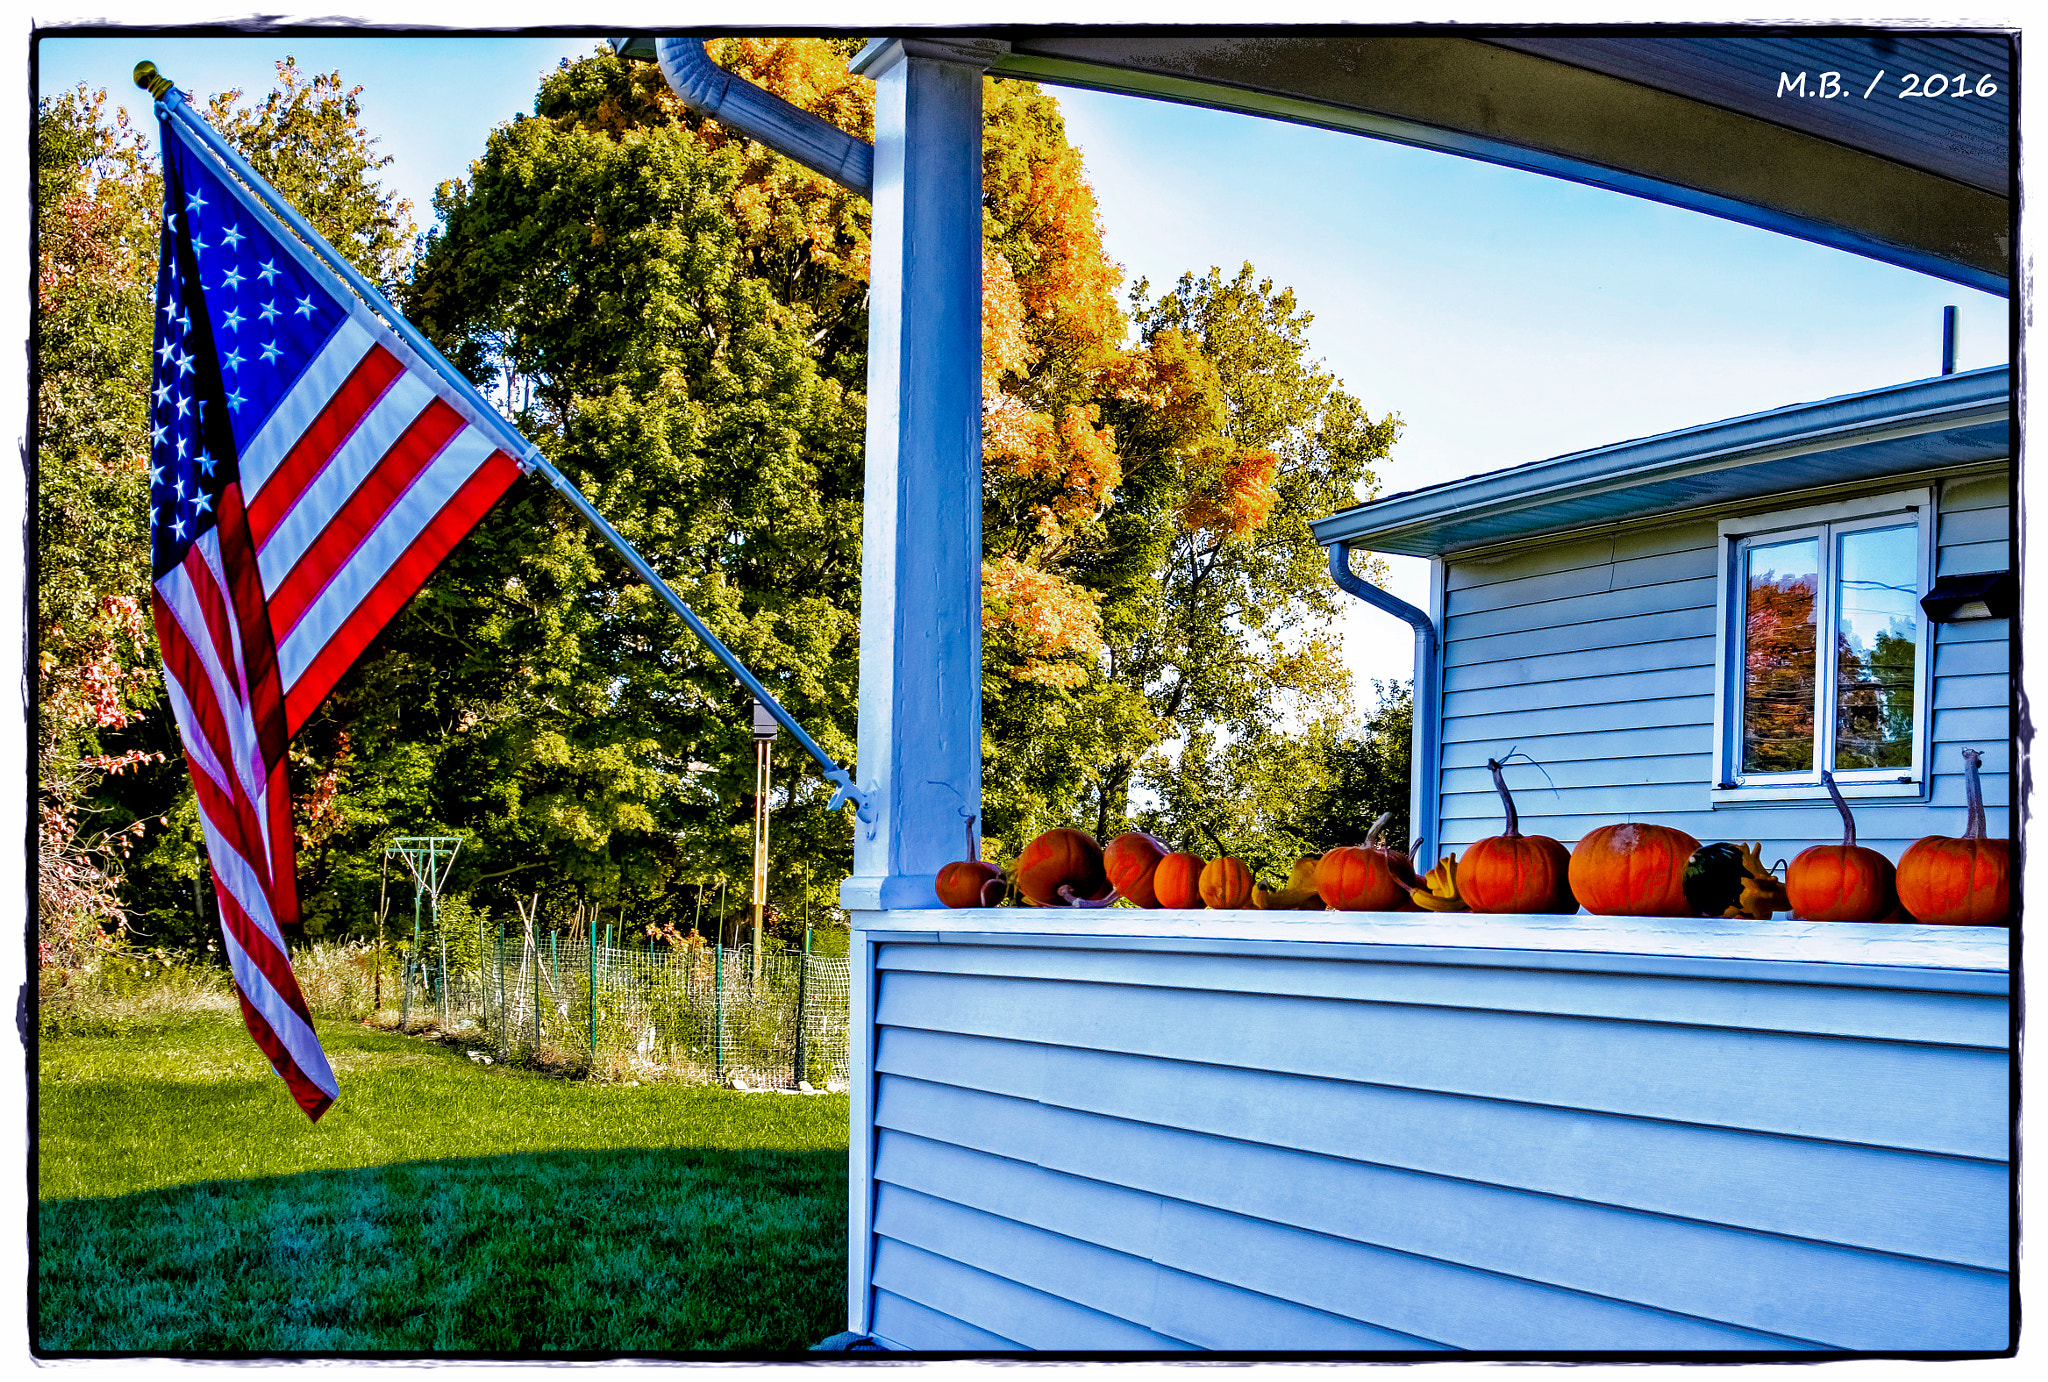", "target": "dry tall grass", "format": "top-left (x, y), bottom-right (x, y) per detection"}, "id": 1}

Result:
top-left (38, 939), bottom-right (389, 1035)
